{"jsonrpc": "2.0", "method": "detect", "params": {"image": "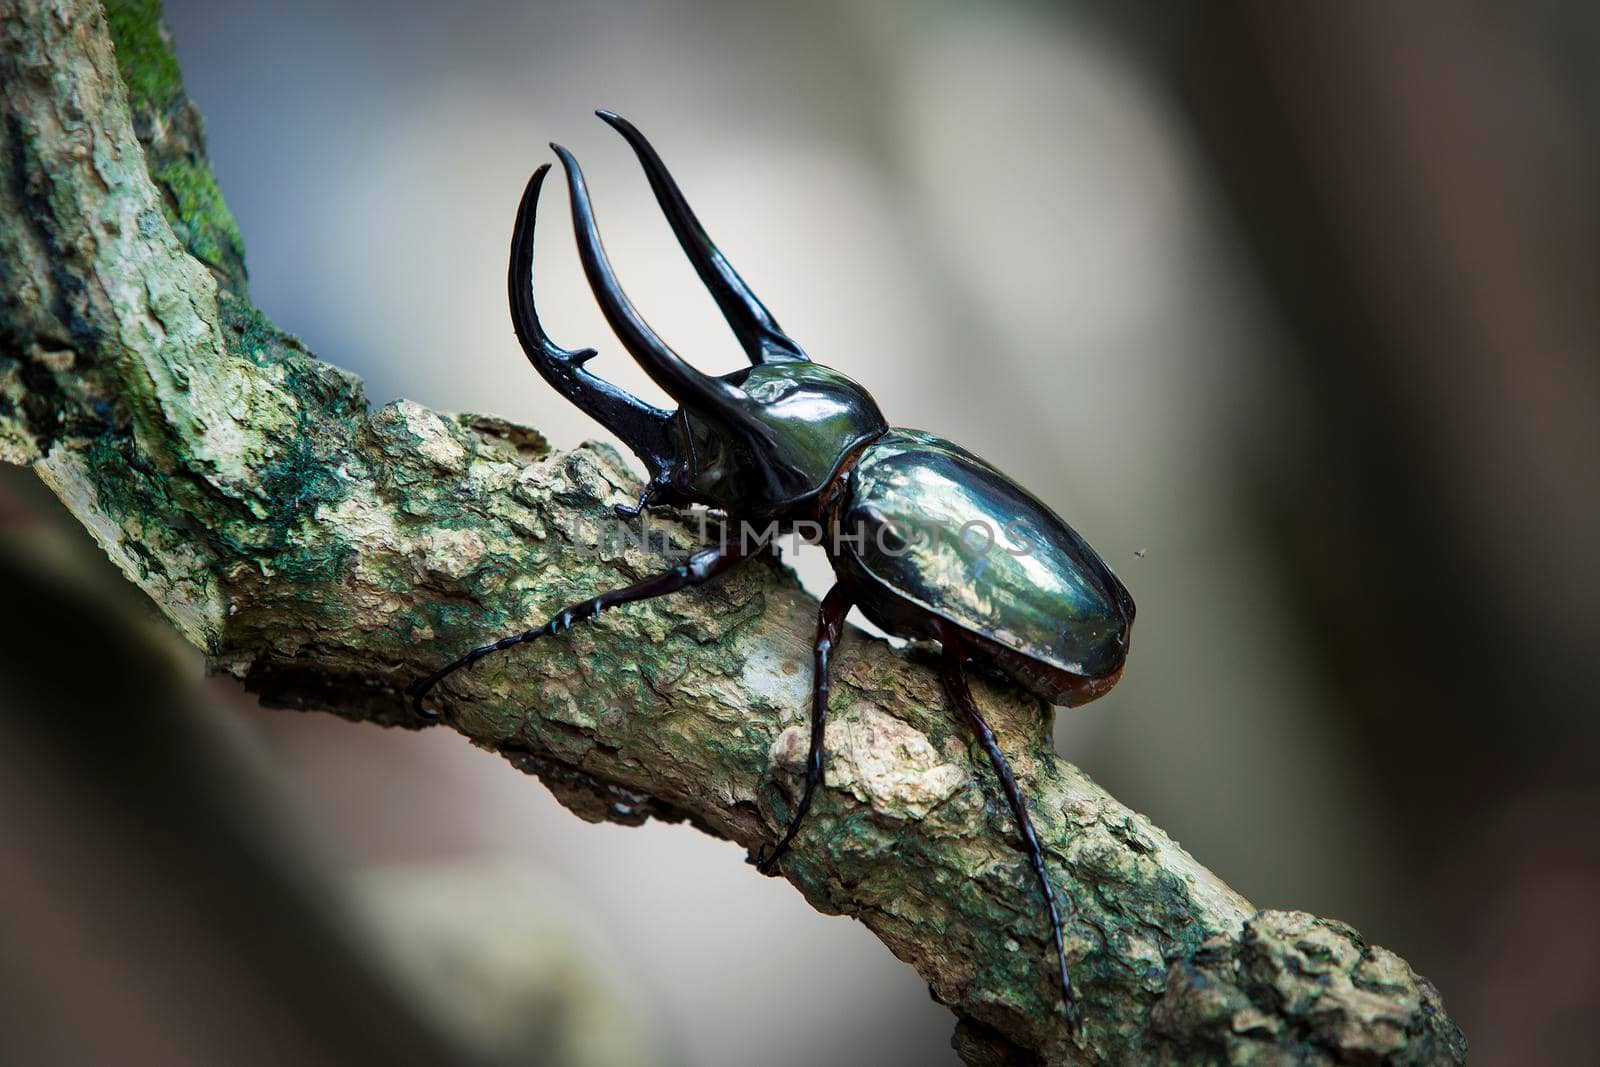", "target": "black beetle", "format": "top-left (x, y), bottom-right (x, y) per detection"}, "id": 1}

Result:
top-left (411, 111), bottom-right (1135, 1032)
